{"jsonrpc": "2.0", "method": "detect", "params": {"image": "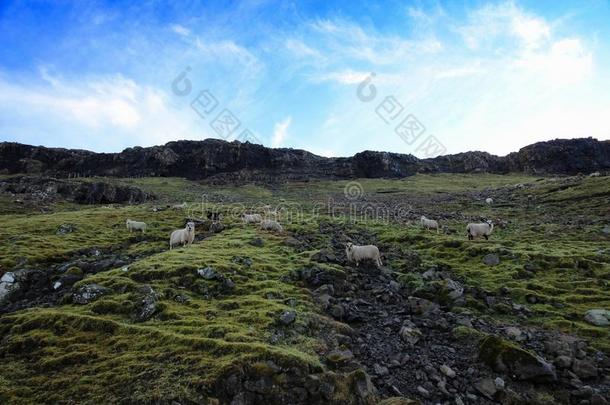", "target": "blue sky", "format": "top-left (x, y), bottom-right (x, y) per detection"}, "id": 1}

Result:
top-left (1, 0), bottom-right (609, 157)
